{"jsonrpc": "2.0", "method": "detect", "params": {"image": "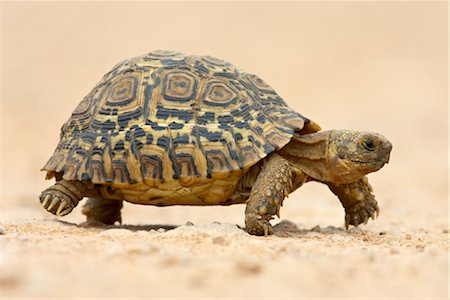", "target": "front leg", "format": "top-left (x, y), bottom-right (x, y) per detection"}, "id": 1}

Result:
top-left (327, 176), bottom-right (380, 229)
top-left (245, 153), bottom-right (295, 236)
